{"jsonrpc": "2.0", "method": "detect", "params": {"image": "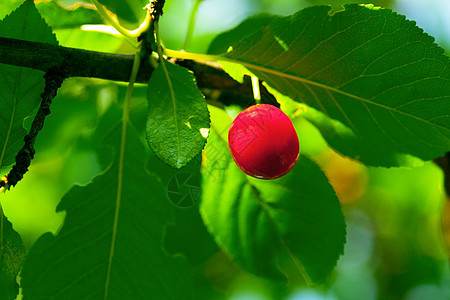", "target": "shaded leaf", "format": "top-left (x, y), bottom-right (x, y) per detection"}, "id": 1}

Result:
top-left (0, 0), bottom-right (58, 169)
top-left (0, 211), bottom-right (25, 300)
top-left (220, 4), bottom-right (450, 167)
top-left (146, 62), bottom-right (210, 169)
top-left (21, 110), bottom-right (191, 299)
top-left (200, 106), bottom-right (346, 284)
